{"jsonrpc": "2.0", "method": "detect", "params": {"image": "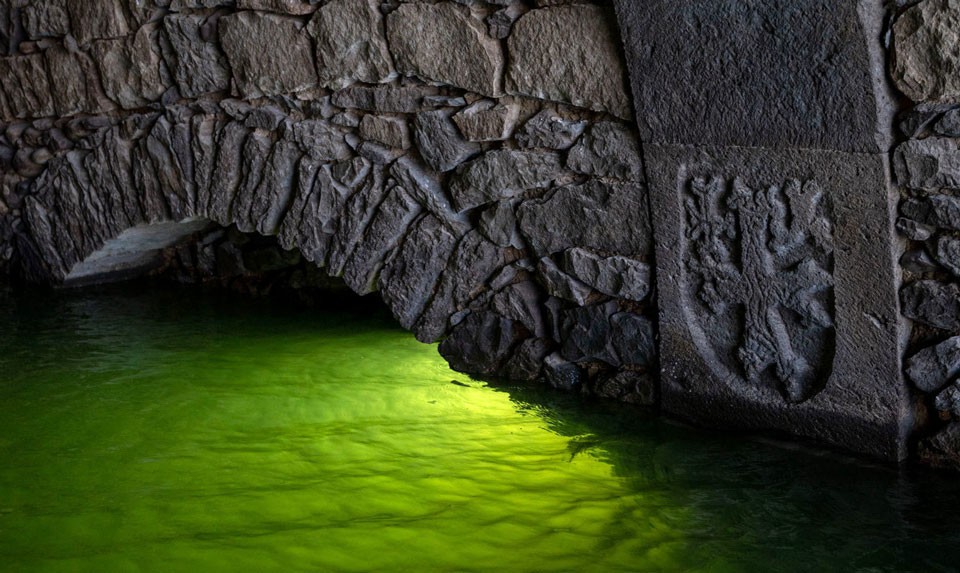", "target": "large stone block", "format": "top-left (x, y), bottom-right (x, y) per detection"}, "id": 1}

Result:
top-left (643, 144), bottom-right (906, 460)
top-left (91, 23), bottom-right (169, 110)
top-left (387, 3), bottom-right (503, 96)
top-left (309, 0), bottom-right (395, 90)
top-left (219, 11), bottom-right (317, 98)
top-left (506, 4), bottom-right (630, 119)
top-left (613, 0), bottom-right (895, 152)
top-left (892, 0), bottom-right (960, 103)
top-left (163, 14), bottom-right (231, 98)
